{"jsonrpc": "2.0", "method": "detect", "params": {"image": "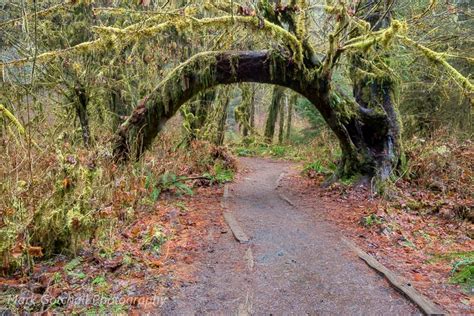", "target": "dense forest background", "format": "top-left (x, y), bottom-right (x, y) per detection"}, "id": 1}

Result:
top-left (0, 0), bottom-right (472, 313)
